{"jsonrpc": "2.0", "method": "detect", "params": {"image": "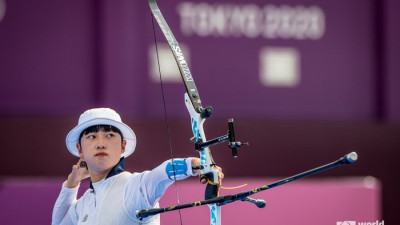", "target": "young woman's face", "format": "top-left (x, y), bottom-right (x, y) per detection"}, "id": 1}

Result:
top-left (77, 130), bottom-right (126, 175)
